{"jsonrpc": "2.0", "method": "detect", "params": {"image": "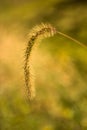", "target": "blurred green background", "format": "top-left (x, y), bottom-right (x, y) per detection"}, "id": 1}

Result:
top-left (0, 0), bottom-right (87, 130)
